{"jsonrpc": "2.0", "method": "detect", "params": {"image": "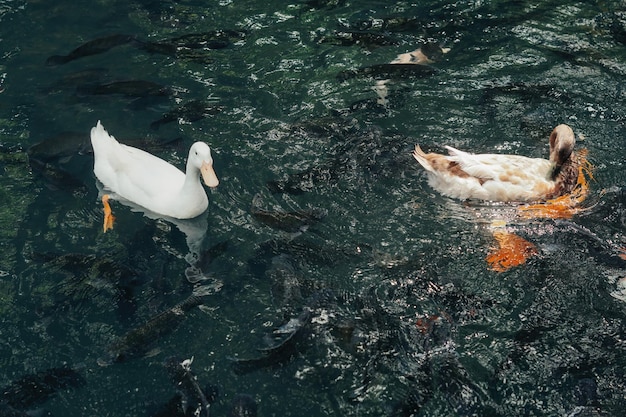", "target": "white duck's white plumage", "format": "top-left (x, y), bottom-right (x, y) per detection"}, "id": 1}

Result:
top-left (412, 124), bottom-right (580, 202)
top-left (91, 121), bottom-right (218, 221)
